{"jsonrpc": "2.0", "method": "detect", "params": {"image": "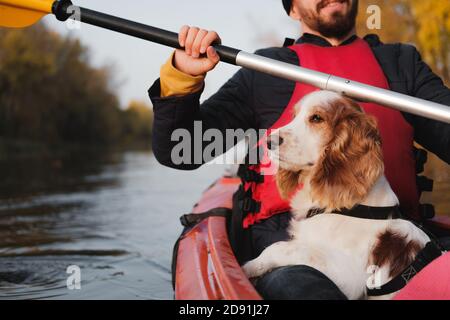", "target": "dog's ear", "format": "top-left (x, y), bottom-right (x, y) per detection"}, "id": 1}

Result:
top-left (276, 168), bottom-right (301, 200)
top-left (310, 98), bottom-right (384, 210)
